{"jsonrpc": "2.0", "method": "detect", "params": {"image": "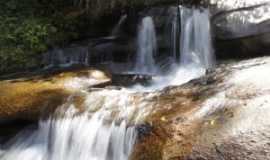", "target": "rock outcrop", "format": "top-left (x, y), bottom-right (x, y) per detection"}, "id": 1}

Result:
top-left (206, 0), bottom-right (270, 58)
top-left (0, 68), bottom-right (111, 121)
top-left (132, 56), bottom-right (270, 160)
top-left (2, 54), bottom-right (270, 159)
